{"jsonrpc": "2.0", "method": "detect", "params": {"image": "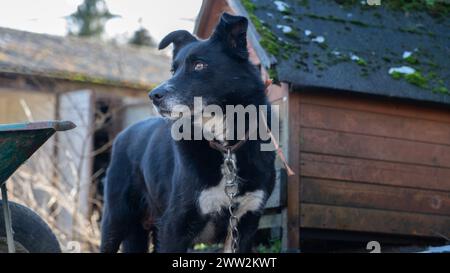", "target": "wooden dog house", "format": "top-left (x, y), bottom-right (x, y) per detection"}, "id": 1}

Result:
top-left (195, 0), bottom-right (450, 251)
